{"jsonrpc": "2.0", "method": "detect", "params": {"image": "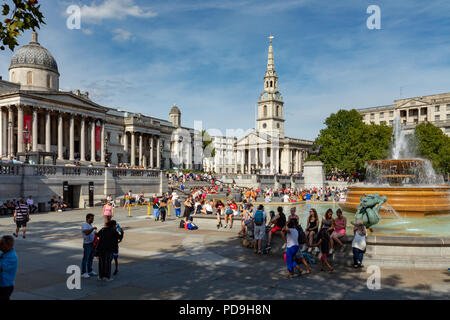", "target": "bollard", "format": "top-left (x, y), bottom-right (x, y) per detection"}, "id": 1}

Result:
top-left (128, 205), bottom-right (131, 218)
top-left (147, 204), bottom-right (150, 217)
